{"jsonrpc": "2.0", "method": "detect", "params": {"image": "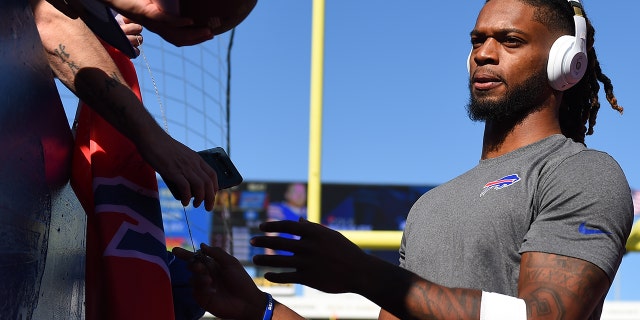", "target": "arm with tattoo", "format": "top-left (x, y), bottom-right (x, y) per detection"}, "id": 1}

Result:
top-left (252, 220), bottom-right (484, 320)
top-left (31, 0), bottom-right (148, 136)
top-left (519, 252), bottom-right (610, 319)
top-left (374, 251), bottom-right (609, 320)
top-left (372, 252), bottom-right (609, 319)
top-left (30, 0), bottom-right (219, 210)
